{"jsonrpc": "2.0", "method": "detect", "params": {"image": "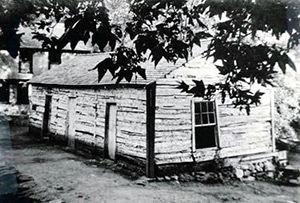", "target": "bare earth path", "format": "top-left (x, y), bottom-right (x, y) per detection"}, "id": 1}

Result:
top-left (1, 122), bottom-right (299, 202)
